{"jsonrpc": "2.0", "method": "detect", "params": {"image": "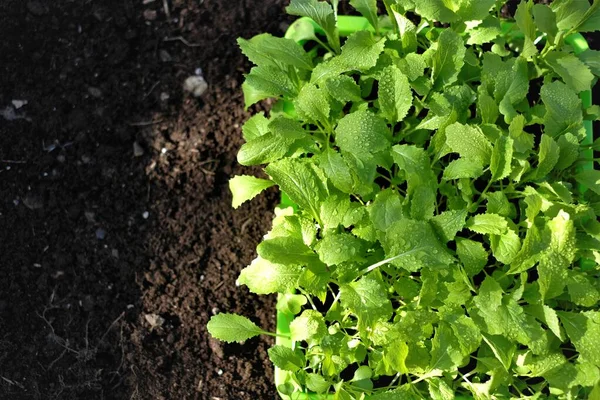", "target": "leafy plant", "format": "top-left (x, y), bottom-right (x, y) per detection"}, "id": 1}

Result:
top-left (208, 0), bottom-right (600, 398)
